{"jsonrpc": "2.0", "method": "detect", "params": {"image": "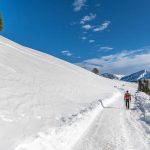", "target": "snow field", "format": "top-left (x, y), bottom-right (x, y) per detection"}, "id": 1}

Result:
top-left (0, 36), bottom-right (121, 150)
top-left (14, 93), bottom-right (121, 150)
top-left (0, 36), bottom-right (149, 150)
